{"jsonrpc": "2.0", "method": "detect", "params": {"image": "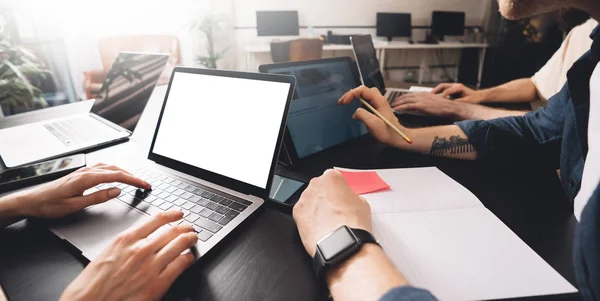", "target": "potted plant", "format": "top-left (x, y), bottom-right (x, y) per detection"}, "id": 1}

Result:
top-left (189, 15), bottom-right (228, 69)
top-left (0, 36), bottom-right (50, 115)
